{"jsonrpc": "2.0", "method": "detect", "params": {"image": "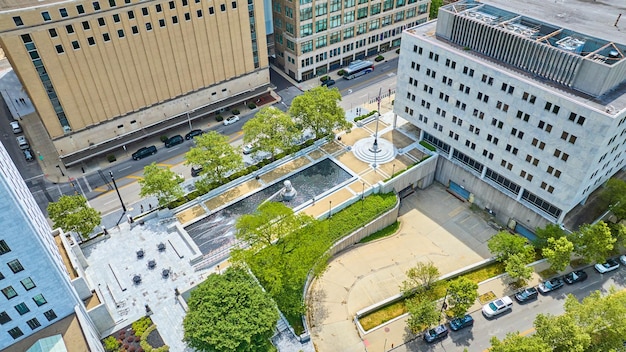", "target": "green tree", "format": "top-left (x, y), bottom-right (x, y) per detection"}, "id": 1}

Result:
top-left (490, 333), bottom-right (551, 352)
top-left (600, 178), bottom-right (626, 213)
top-left (138, 163), bottom-right (184, 206)
top-left (504, 253), bottom-right (534, 284)
top-left (429, 0), bottom-right (443, 19)
top-left (47, 194), bottom-right (101, 238)
top-left (243, 106), bottom-right (300, 159)
top-left (406, 298), bottom-right (440, 334)
top-left (607, 221), bottom-right (626, 249)
top-left (568, 221), bottom-right (616, 263)
top-left (400, 261), bottom-right (440, 296)
top-left (542, 236), bottom-right (574, 272)
top-left (183, 267), bottom-right (278, 352)
top-left (185, 131), bottom-right (243, 186)
top-left (236, 201), bottom-right (314, 249)
top-left (446, 277), bottom-right (478, 318)
top-left (534, 313), bottom-right (590, 352)
top-left (289, 86), bottom-right (350, 139)
top-left (534, 223), bottom-right (566, 249)
top-left (487, 231), bottom-right (534, 262)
